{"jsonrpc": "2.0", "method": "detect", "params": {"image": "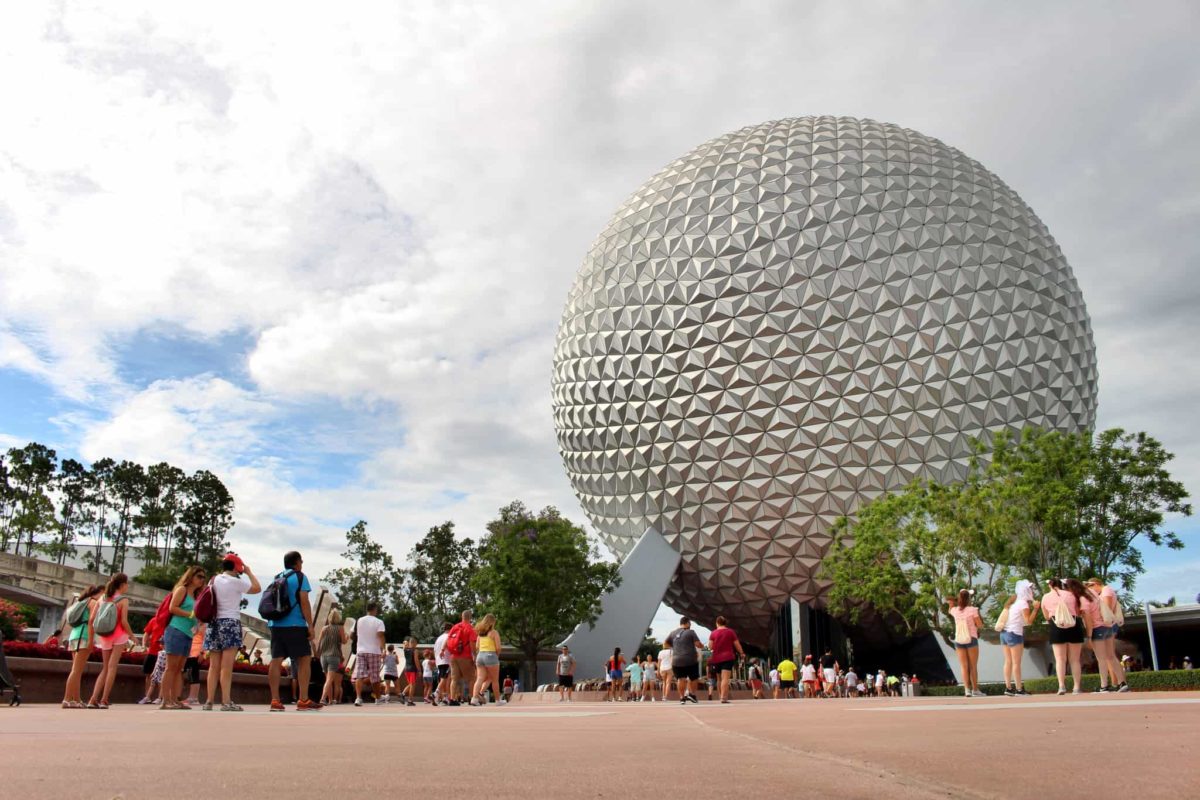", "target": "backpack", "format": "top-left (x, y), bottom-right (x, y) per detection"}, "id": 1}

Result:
top-left (445, 623), bottom-right (471, 658)
top-left (993, 606), bottom-right (1010, 633)
top-left (258, 570), bottom-right (304, 622)
top-left (1099, 595), bottom-right (1125, 626)
top-left (193, 579), bottom-right (217, 624)
top-left (952, 612), bottom-right (973, 645)
top-left (66, 598), bottom-right (90, 627)
top-left (1051, 590), bottom-right (1076, 629)
top-left (93, 596), bottom-right (124, 636)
